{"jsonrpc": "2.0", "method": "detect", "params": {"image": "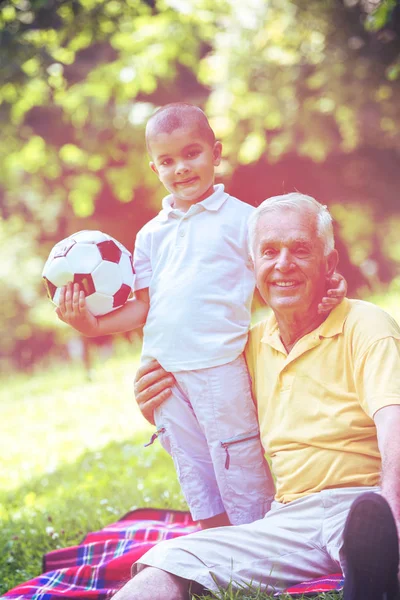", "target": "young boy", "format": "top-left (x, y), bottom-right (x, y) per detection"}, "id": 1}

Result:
top-left (57, 103), bottom-right (345, 529)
